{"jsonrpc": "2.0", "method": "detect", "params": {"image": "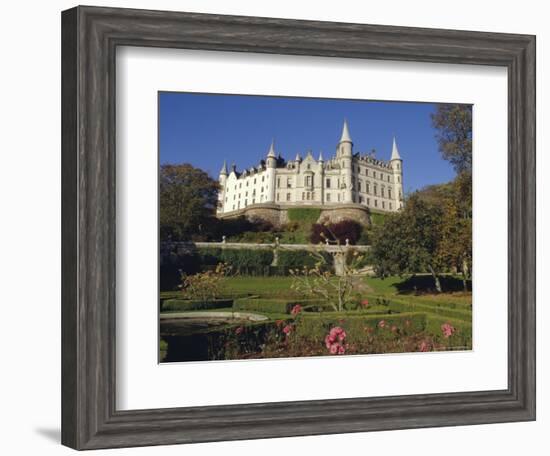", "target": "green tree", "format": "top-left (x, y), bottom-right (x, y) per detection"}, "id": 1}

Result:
top-left (436, 172), bottom-right (472, 291)
top-left (160, 163), bottom-right (219, 241)
top-left (431, 104), bottom-right (472, 174)
top-left (371, 194), bottom-right (446, 292)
